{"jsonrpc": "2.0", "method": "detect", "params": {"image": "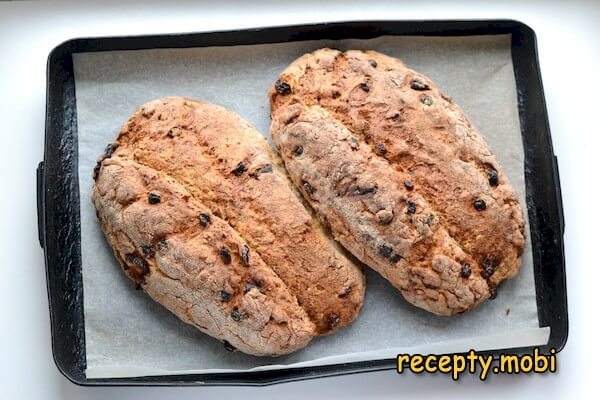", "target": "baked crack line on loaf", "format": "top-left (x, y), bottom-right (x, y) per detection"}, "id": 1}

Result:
top-left (93, 156), bottom-right (315, 355)
top-left (111, 97), bottom-right (365, 335)
top-left (269, 48), bottom-right (526, 315)
top-left (271, 103), bottom-right (489, 315)
top-left (92, 97), bottom-right (366, 356)
top-left (121, 154), bottom-right (309, 306)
